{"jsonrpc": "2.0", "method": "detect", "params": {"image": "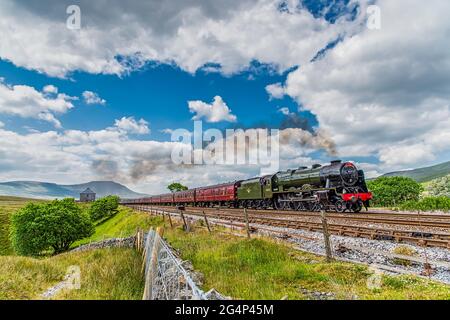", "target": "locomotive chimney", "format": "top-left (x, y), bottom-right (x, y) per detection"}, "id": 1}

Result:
top-left (330, 160), bottom-right (342, 165)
